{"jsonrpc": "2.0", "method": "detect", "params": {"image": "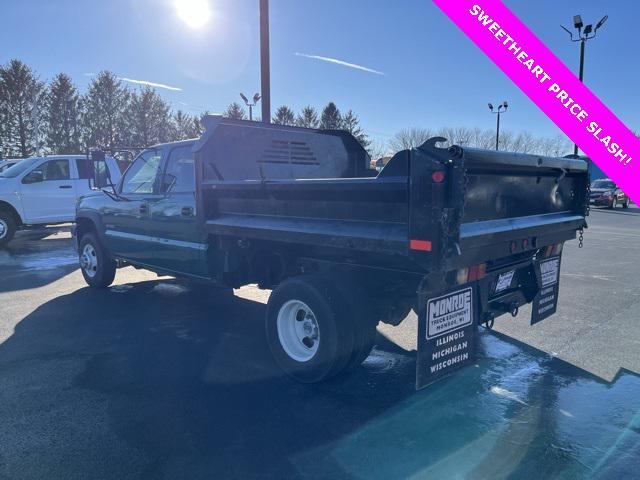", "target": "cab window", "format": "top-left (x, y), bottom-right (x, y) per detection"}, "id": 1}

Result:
top-left (37, 159), bottom-right (70, 181)
top-left (161, 146), bottom-right (195, 194)
top-left (121, 150), bottom-right (162, 194)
